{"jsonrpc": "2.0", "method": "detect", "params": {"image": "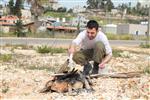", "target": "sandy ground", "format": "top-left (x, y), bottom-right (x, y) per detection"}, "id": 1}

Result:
top-left (0, 46), bottom-right (150, 100)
